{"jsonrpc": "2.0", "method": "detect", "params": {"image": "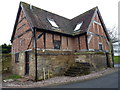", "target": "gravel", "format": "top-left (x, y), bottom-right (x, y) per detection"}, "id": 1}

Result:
top-left (2, 68), bottom-right (118, 88)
